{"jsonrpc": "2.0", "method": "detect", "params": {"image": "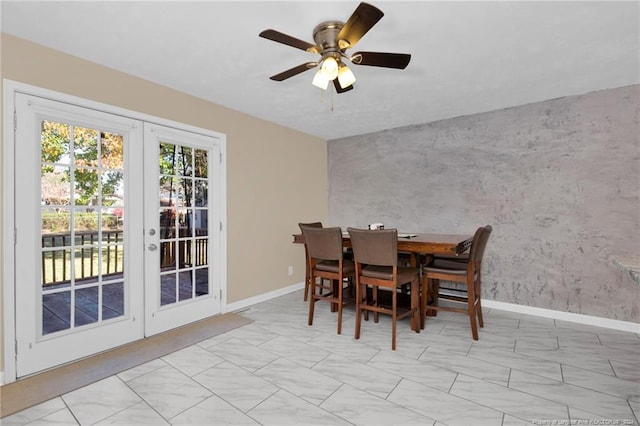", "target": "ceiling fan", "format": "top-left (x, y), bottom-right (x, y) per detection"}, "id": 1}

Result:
top-left (259, 2), bottom-right (411, 94)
